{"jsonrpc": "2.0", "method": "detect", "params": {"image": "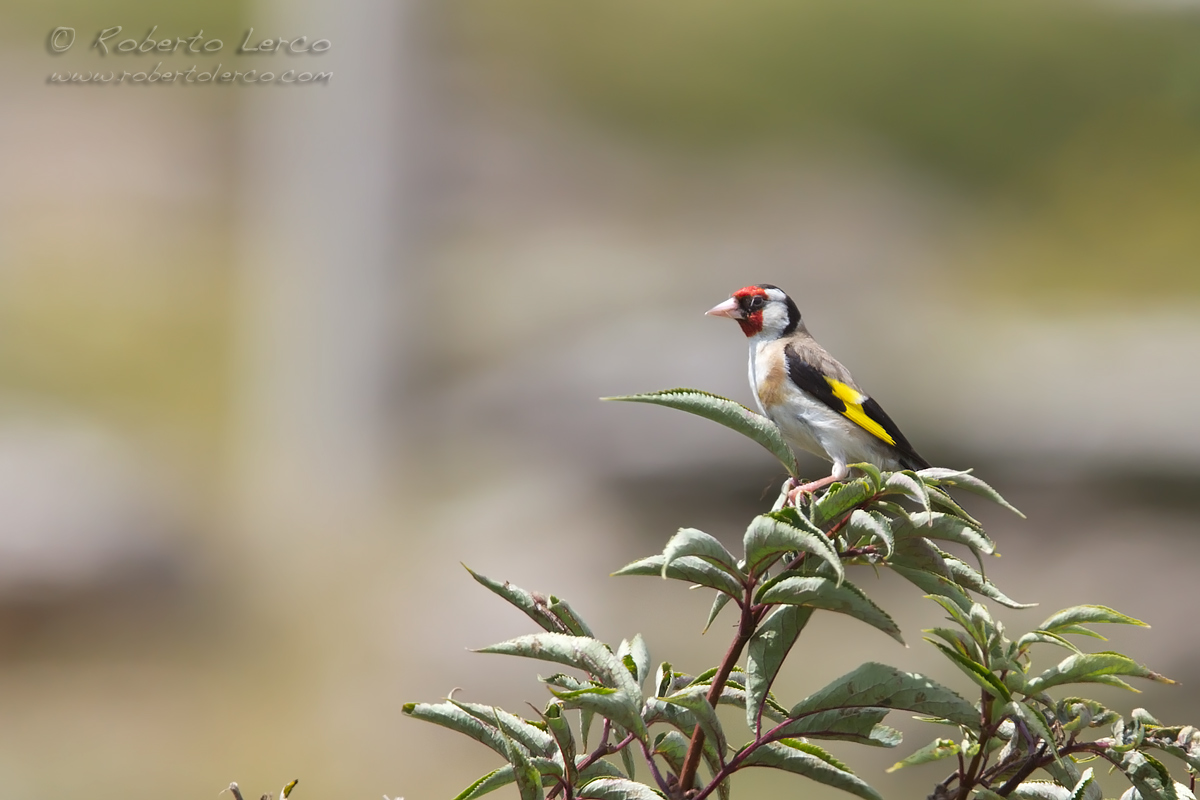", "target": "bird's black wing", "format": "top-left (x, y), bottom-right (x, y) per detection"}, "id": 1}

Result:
top-left (784, 344), bottom-right (930, 471)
